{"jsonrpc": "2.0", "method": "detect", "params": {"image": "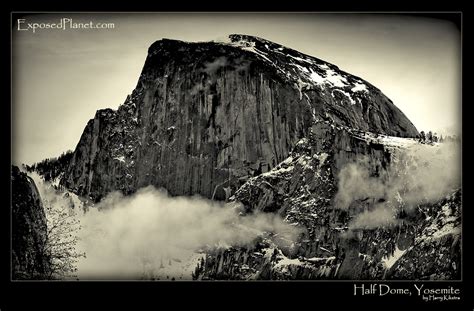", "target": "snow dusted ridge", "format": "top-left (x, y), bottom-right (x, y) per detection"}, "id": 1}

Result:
top-left (28, 171), bottom-right (90, 213)
top-left (316, 118), bottom-right (419, 149)
top-left (350, 128), bottom-right (419, 149)
top-left (222, 34), bottom-right (370, 104)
